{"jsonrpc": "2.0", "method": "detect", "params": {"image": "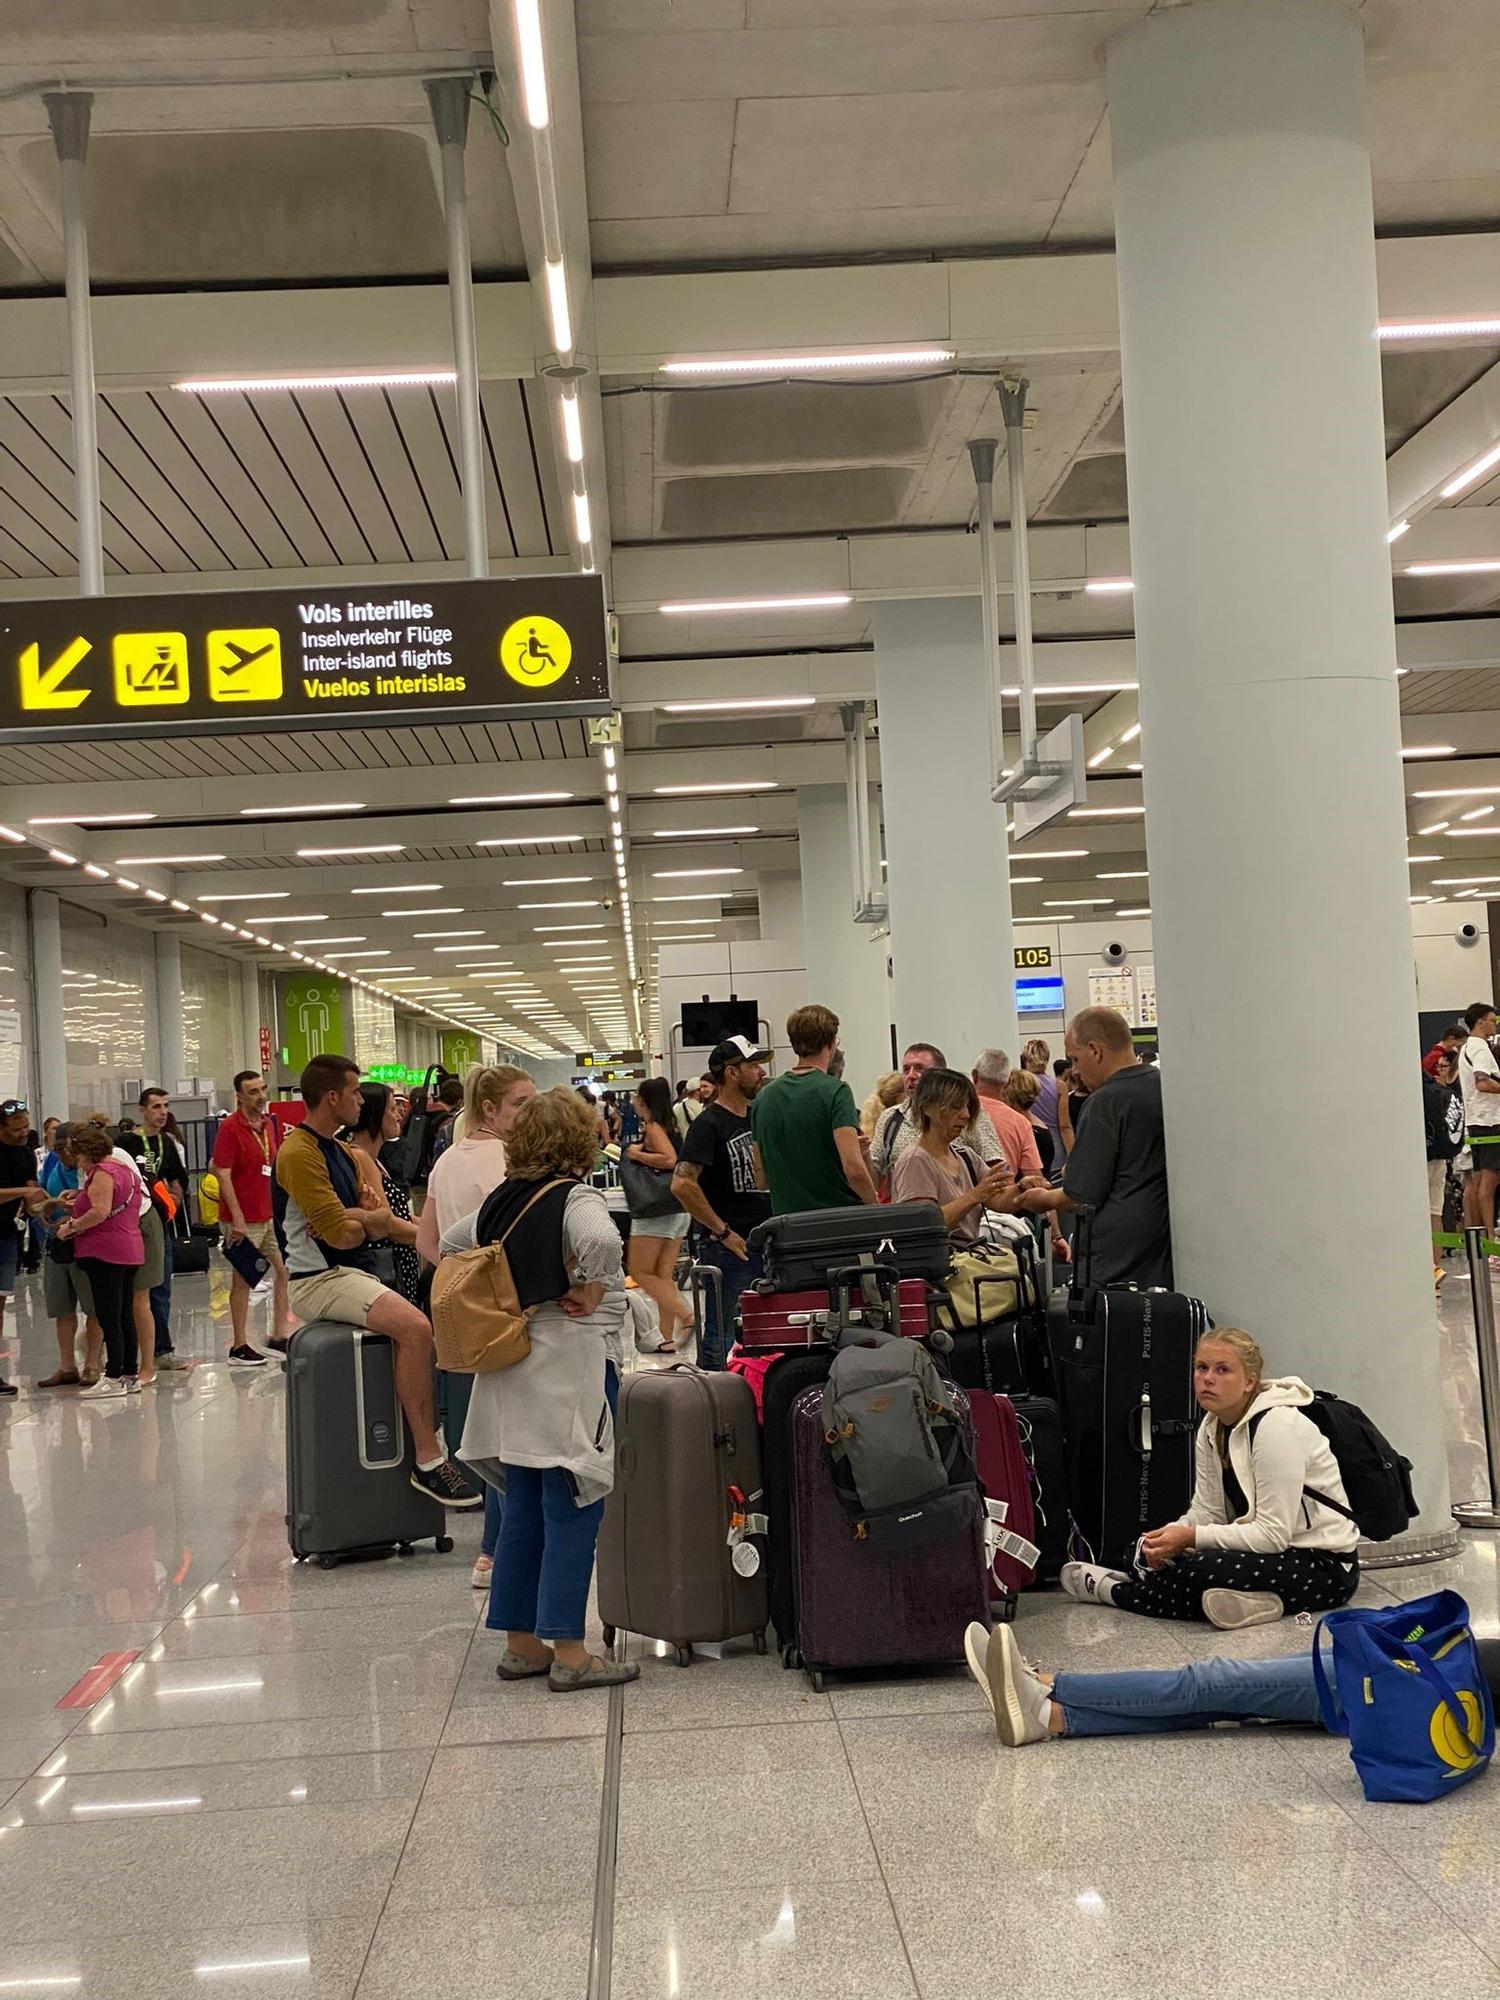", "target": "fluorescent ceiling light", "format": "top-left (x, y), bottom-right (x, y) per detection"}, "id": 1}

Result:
top-left (383, 906), bottom-right (462, 917)
top-left (1015, 914), bottom-right (1073, 924)
top-left (1086, 747), bottom-right (1114, 769)
top-left (48, 849), bottom-right (77, 865)
top-left (653, 868), bottom-right (743, 879)
top-left (1461, 805), bottom-right (1495, 821)
top-left (661, 347), bottom-right (954, 376)
top-left (500, 875), bottom-right (590, 887)
top-left (450, 791), bottom-right (573, 806)
top-left (1445, 827), bottom-right (1500, 837)
top-left (293, 935), bottom-right (362, 945)
top-left (653, 781), bottom-right (775, 797)
top-left (1441, 442), bottom-right (1500, 499)
top-left (1414, 786), bottom-right (1500, 799)
top-left (1387, 520), bottom-right (1411, 544)
top-left (1402, 745), bottom-right (1456, 758)
top-left (116, 877), bottom-right (140, 891)
top-left (1009, 875), bottom-right (1042, 885)
top-left (297, 844), bottom-right (403, 858)
top-left (476, 835), bottom-right (583, 848)
top-left (434, 943), bottom-right (502, 952)
top-left (175, 370), bottom-right (454, 394)
top-left (325, 949), bottom-right (386, 960)
top-left (1045, 897), bottom-right (1114, 907)
top-left (514, 0), bottom-right (550, 126)
top-left (241, 801), bottom-right (365, 816)
top-left (352, 882), bottom-right (441, 894)
top-left (30, 811), bottom-right (154, 826)
top-left (1433, 875), bottom-right (1500, 885)
top-left (1097, 870), bottom-right (1150, 880)
top-left (659, 596), bottom-right (848, 618)
top-left (1001, 681), bottom-right (1137, 698)
top-left (1406, 559), bottom-right (1500, 577)
top-left (519, 900), bottom-right (599, 910)
top-left (1009, 847), bottom-right (1089, 860)
top-left (82, 862), bottom-right (110, 879)
top-left (115, 853), bottom-right (224, 866)
top-left (1068, 806), bottom-right (1145, 819)
top-left (545, 258), bottom-right (572, 355)
top-left (1380, 317), bottom-right (1500, 341)
top-left (1117, 907), bottom-right (1152, 917)
top-left (1407, 854), bottom-right (1441, 863)
top-left (560, 389), bottom-right (584, 464)
top-left (1084, 578), bottom-right (1134, 595)
top-left (413, 929), bottom-right (483, 938)
top-left (199, 891), bottom-right (290, 903)
top-left (242, 914), bottom-right (324, 925)
top-left (1419, 821), bottom-right (1450, 835)
top-left (651, 825), bottom-right (759, 839)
